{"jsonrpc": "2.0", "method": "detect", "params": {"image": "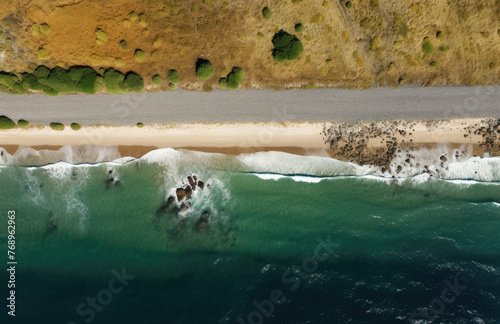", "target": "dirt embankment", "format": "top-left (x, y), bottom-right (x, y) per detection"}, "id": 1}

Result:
top-left (1, 0), bottom-right (500, 92)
